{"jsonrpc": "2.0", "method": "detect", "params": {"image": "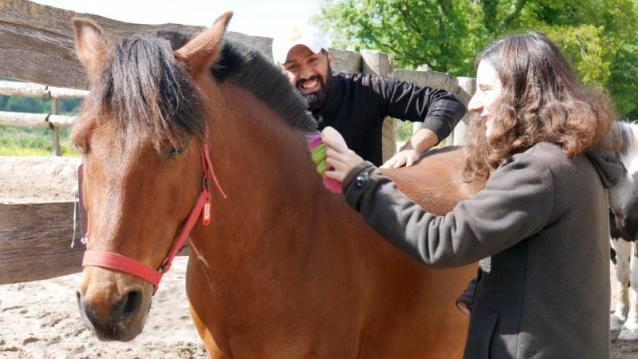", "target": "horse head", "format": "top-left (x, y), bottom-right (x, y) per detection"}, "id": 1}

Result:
top-left (610, 169), bottom-right (638, 241)
top-left (609, 122), bottom-right (638, 242)
top-left (73, 13), bottom-right (232, 341)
